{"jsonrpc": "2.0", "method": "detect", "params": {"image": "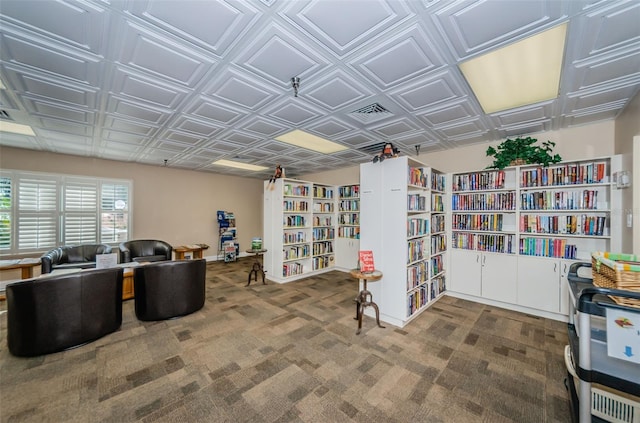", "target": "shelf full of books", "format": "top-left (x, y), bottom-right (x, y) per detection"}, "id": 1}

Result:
top-left (334, 184), bottom-right (360, 270)
top-left (264, 178), bottom-right (353, 282)
top-left (448, 155), bottom-right (622, 321)
top-left (360, 156), bottom-right (446, 328)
